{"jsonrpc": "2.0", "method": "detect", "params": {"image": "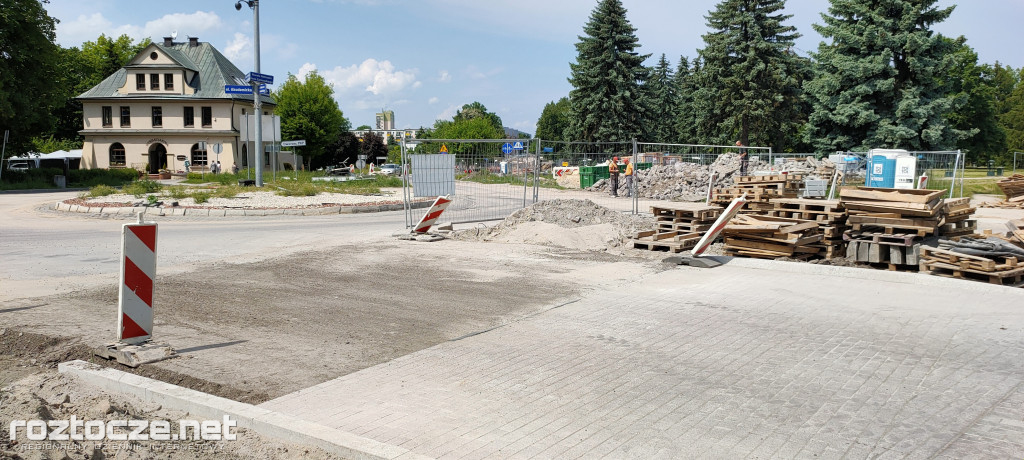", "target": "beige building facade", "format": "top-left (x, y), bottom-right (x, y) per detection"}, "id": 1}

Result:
top-left (78, 37), bottom-right (281, 174)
